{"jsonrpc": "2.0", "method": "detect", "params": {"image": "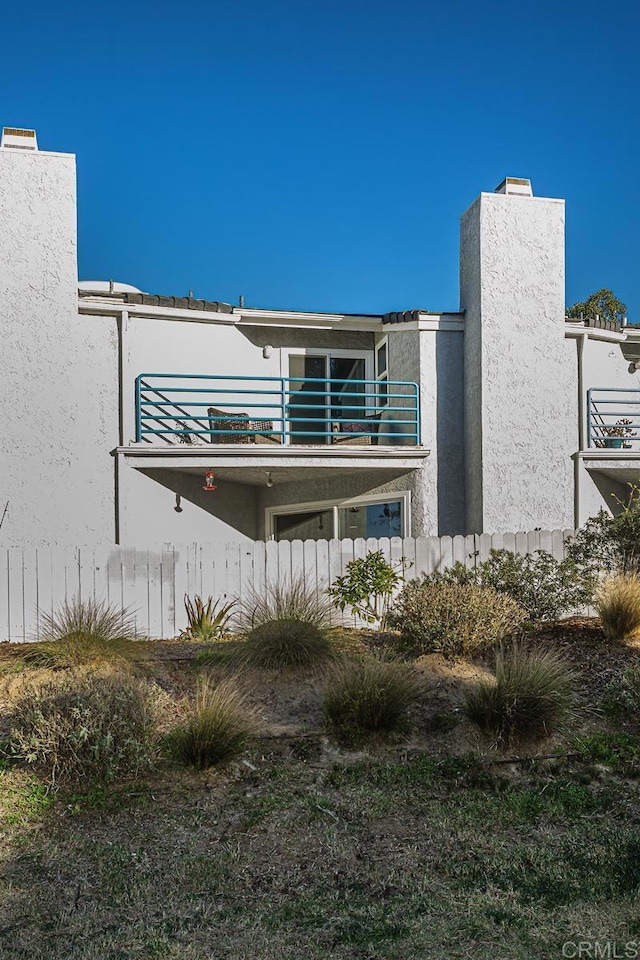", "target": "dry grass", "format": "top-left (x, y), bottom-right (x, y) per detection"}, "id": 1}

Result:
top-left (241, 618), bottom-right (336, 670)
top-left (24, 598), bottom-right (145, 667)
top-left (594, 575), bottom-right (640, 642)
top-left (235, 575), bottom-right (333, 632)
top-left (464, 644), bottom-right (579, 746)
top-left (0, 619), bottom-right (638, 958)
top-left (323, 658), bottom-right (423, 743)
top-left (166, 675), bottom-right (256, 769)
